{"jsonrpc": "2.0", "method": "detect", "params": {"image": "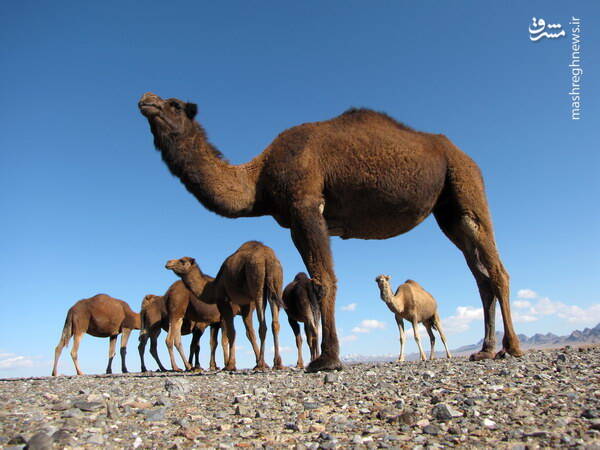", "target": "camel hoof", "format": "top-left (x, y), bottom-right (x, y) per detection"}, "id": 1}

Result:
top-left (253, 363), bottom-right (270, 371)
top-left (191, 367), bottom-right (203, 373)
top-left (273, 364), bottom-right (285, 370)
top-left (106, 370), bottom-right (112, 375)
top-left (469, 351), bottom-right (495, 361)
top-left (296, 364), bottom-right (305, 370)
top-left (122, 369), bottom-right (129, 374)
top-left (209, 366), bottom-right (219, 371)
top-left (140, 368), bottom-right (147, 373)
top-left (495, 346), bottom-right (524, 359)
top-left (306, 355), bottom-right (343, 372)
top-left (224, 365), bottom-right (237, 372)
